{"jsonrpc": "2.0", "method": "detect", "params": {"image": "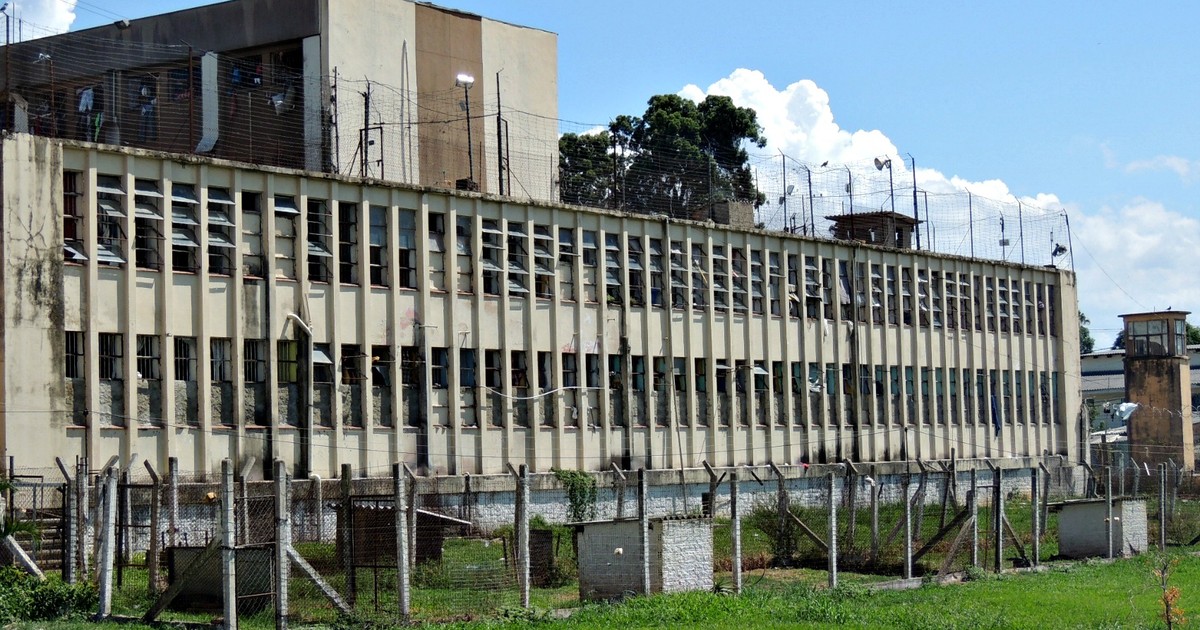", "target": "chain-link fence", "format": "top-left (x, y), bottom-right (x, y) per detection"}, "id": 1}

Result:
top-left (6, 454), bottom-right (1200, 627)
